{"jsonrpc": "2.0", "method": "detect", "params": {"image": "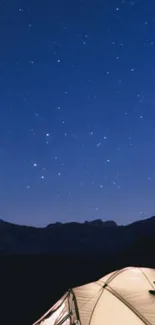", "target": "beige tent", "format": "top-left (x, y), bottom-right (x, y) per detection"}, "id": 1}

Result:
top-left (33, 267), bottom-right (155, 325)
